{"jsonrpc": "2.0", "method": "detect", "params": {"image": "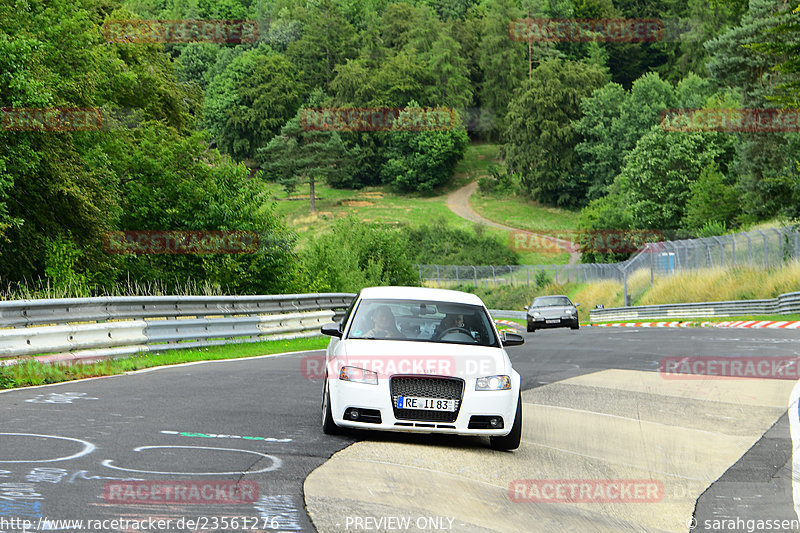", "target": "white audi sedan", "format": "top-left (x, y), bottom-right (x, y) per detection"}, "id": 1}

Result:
top-left (319, 286), bottom-right (524, 450)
